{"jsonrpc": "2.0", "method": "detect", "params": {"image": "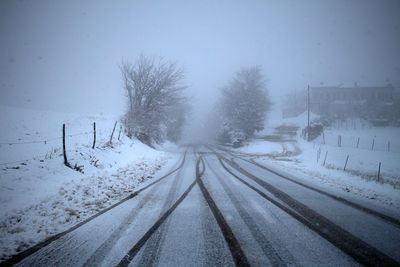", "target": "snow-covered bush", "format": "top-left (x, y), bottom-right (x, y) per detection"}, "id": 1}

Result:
top-left (302, 120), bottom-right (324, 141)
